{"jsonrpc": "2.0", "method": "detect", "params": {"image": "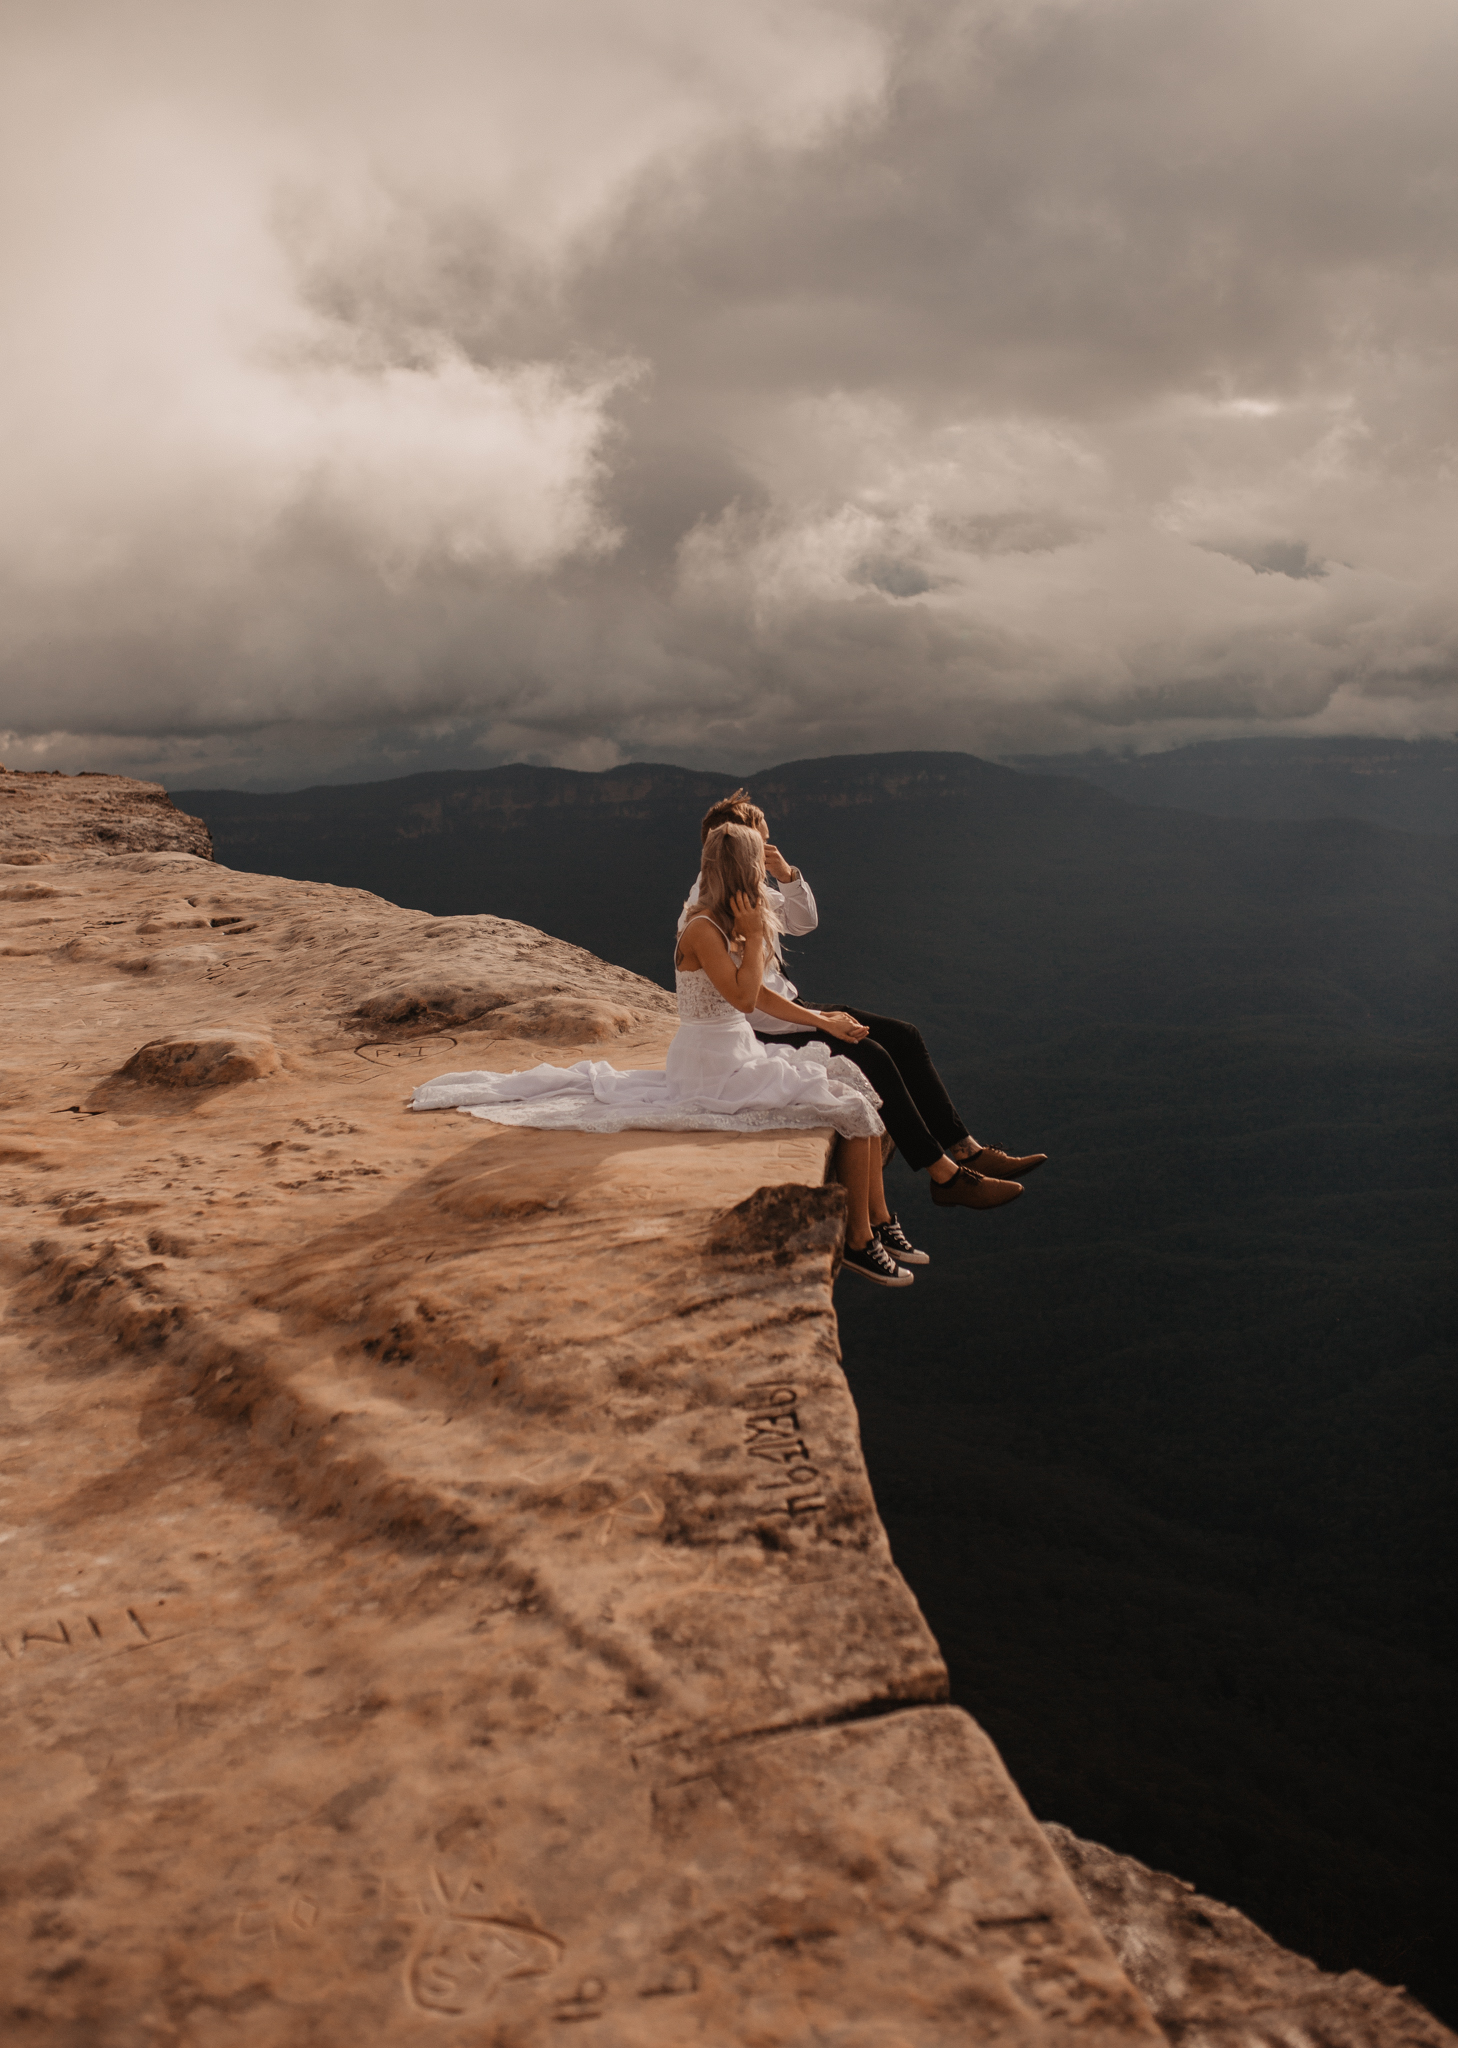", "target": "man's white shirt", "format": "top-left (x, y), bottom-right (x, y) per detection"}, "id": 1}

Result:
top-left (677, 870), bottom-right (818, 1035)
